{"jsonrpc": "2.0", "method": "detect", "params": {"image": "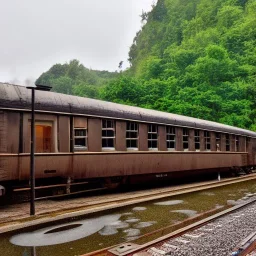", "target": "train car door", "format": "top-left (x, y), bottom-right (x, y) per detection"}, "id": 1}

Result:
top-left (35, 122), bottom-right (52, 153)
